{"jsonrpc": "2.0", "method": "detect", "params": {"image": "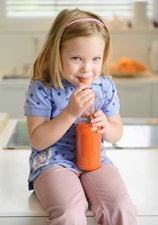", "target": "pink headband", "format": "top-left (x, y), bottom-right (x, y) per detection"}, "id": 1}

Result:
top-left (66, 18), bottom-right (105, 28)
